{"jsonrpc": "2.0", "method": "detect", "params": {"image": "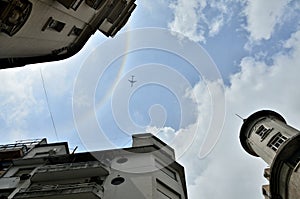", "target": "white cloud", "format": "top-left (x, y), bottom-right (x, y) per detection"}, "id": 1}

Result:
top-left (138, 0), bottom-right (169, 13)
top-left (168, 0), bottom-right (233, 42)
top-left (0, 68), bottom-right (42, 142)
top-left (1, 4), bottom-right (299, 198)
top-left (208, 16), bottom-right (224, 37)
top-left (0, 52), bottom-right (81, 144)
top-left (141, 77), bottom-right (225, 161)
top-left (33, 60), bottom-right (78, 98)
top-left (284, 30), bottom-right (300, 49)
top-left (0, 69), bottom-right (37, 125)
top-left (169, 0), bottom-right (297, 44)
top-left (146, 126), bottom-right (176, 141)
top-left (243, 0), bottom-right (291, 41)
top-left (169, 29), bottom-right (300, 198)
top-left (168, 0), bottom-right (206, 42)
